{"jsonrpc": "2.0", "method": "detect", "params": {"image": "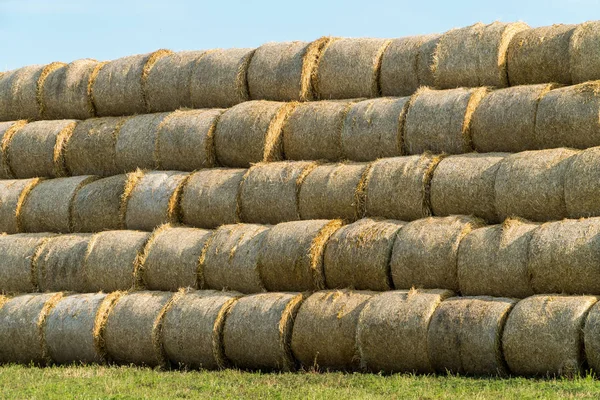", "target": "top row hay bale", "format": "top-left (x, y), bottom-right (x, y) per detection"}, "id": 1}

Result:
top-left (570, 21), bottom-right (600, 83)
